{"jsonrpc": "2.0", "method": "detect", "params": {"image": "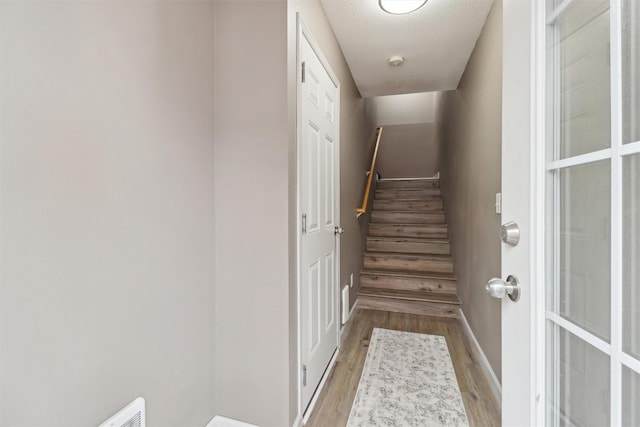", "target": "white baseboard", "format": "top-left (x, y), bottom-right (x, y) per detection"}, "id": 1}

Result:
top-left (341, 300), bottom-right (358, 328)
top-left (291, 413), bottom-right (302, 427)
top-left (459, 310), bottom-right (502, 408)
top-left (206, 415), bottom-right (260, 427)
